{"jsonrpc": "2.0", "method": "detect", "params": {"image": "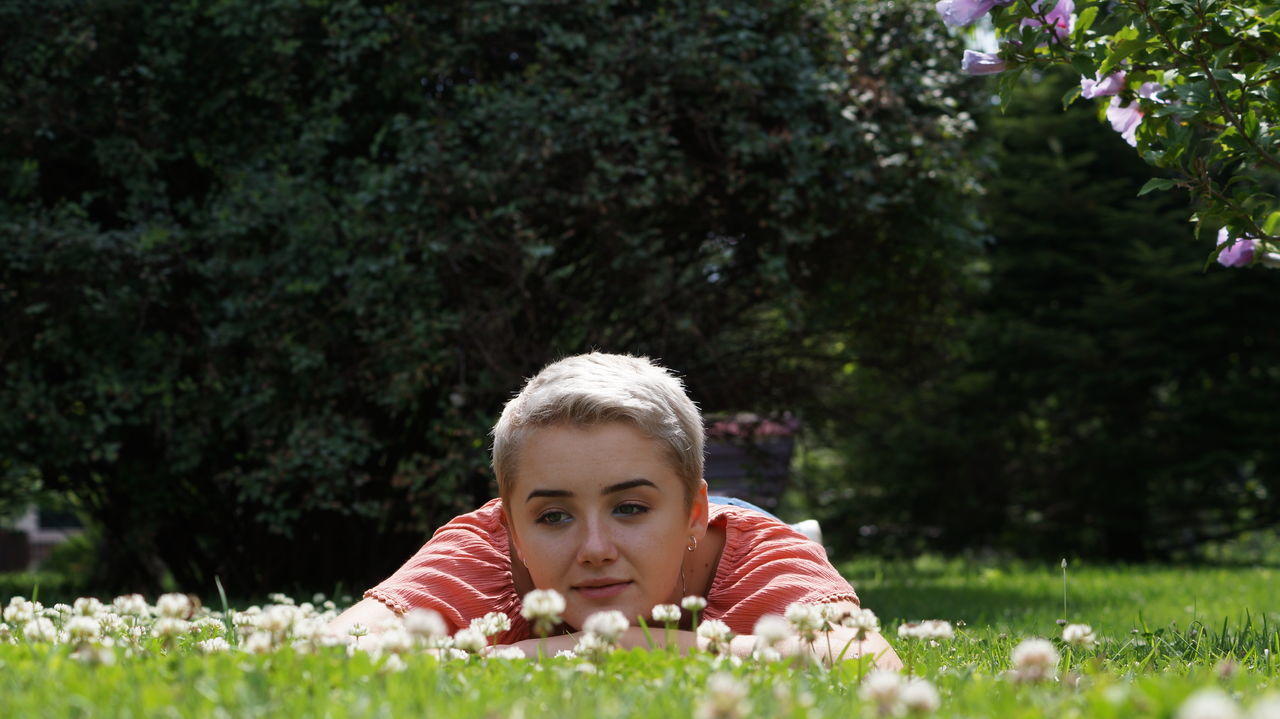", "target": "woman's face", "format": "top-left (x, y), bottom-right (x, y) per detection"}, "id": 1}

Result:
top-left (505, 421), bottom-right (708, 630)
